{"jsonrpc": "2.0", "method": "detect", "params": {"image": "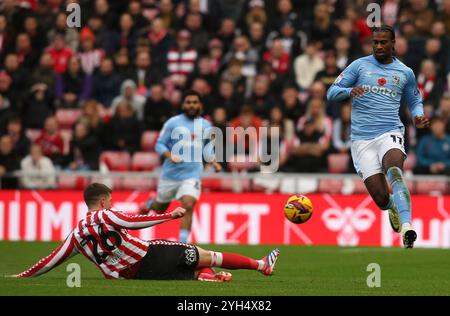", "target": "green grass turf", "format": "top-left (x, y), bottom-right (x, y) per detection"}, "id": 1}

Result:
top-left (1, 242), bottom-right (450, 296)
